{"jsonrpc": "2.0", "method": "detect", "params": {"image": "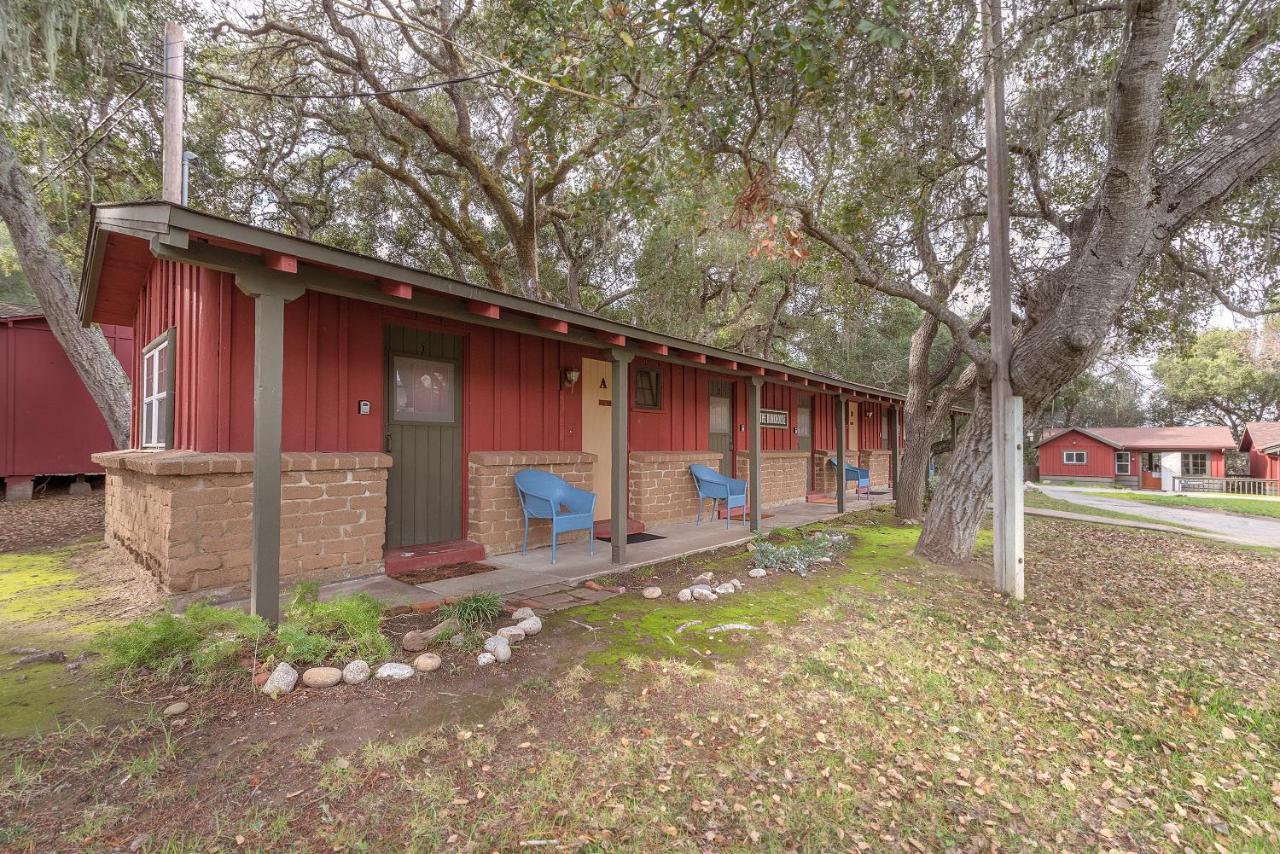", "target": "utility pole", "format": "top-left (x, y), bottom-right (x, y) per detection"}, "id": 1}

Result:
top-left (981, 0), bottom-right (1024, 599)
top-left (161, 21), bottom-right (184, 204)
